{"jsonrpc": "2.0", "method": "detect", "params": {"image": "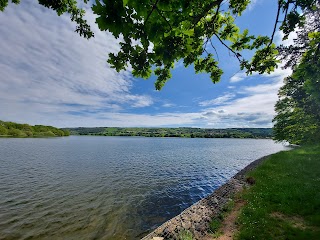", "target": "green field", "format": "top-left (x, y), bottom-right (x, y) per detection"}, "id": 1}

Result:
top-left (237, 145), bottom-right (320, 239)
